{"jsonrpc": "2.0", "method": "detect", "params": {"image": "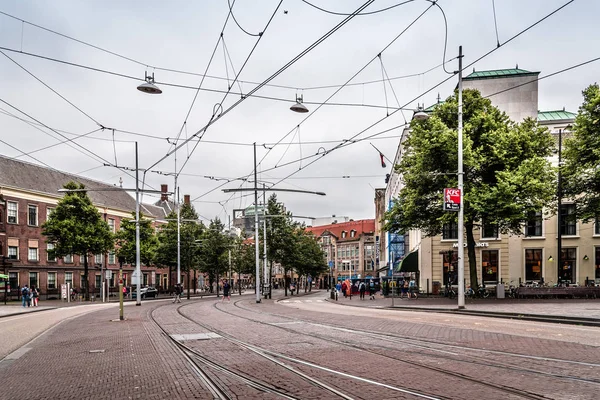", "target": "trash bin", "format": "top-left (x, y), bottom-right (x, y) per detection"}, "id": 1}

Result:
top-left (330, 290), bottom-right (336, 300)
top-left (496, 283), bottom-right (505, 299)
top-left (432, 281), bottom-right (441, 296)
